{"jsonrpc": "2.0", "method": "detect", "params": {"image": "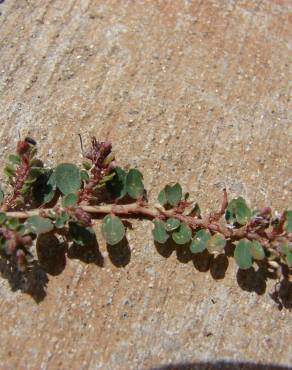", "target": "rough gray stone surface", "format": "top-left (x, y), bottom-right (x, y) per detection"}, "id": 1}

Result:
top-left (0, 1), bottom-right (291, 369)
